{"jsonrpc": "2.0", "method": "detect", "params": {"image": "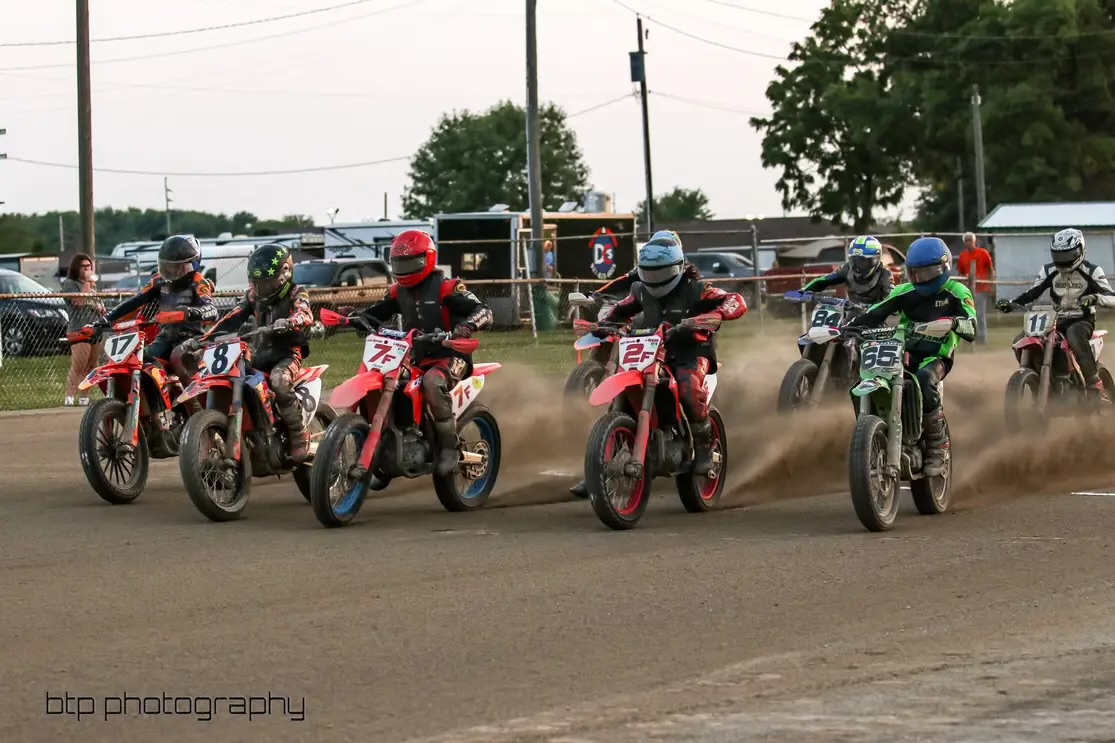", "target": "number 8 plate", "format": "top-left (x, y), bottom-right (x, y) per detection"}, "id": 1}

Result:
top-left (860, 339), bottom-right (903, 375)
top-left (201, 341), bottom-right (243, 377)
